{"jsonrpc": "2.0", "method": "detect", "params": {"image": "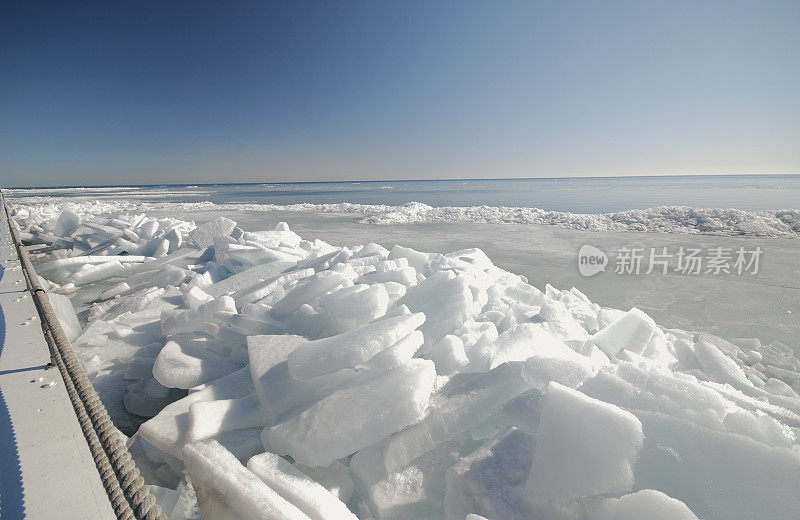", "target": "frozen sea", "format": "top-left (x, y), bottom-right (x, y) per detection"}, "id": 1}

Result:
top-left (8, 175), bottom-right (799, 352)
top-left (7, 177), bottom-right (800, 520)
